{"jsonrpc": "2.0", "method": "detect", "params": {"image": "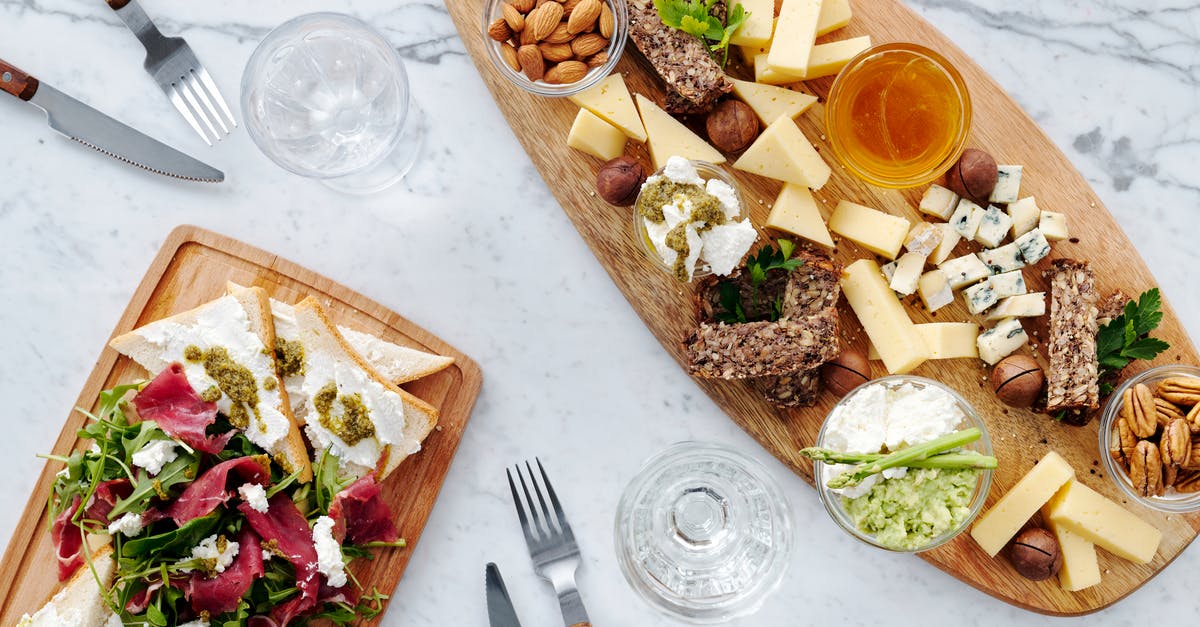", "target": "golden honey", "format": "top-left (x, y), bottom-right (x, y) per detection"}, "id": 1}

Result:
top-left (826, 43), bottom-right (971, 188)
